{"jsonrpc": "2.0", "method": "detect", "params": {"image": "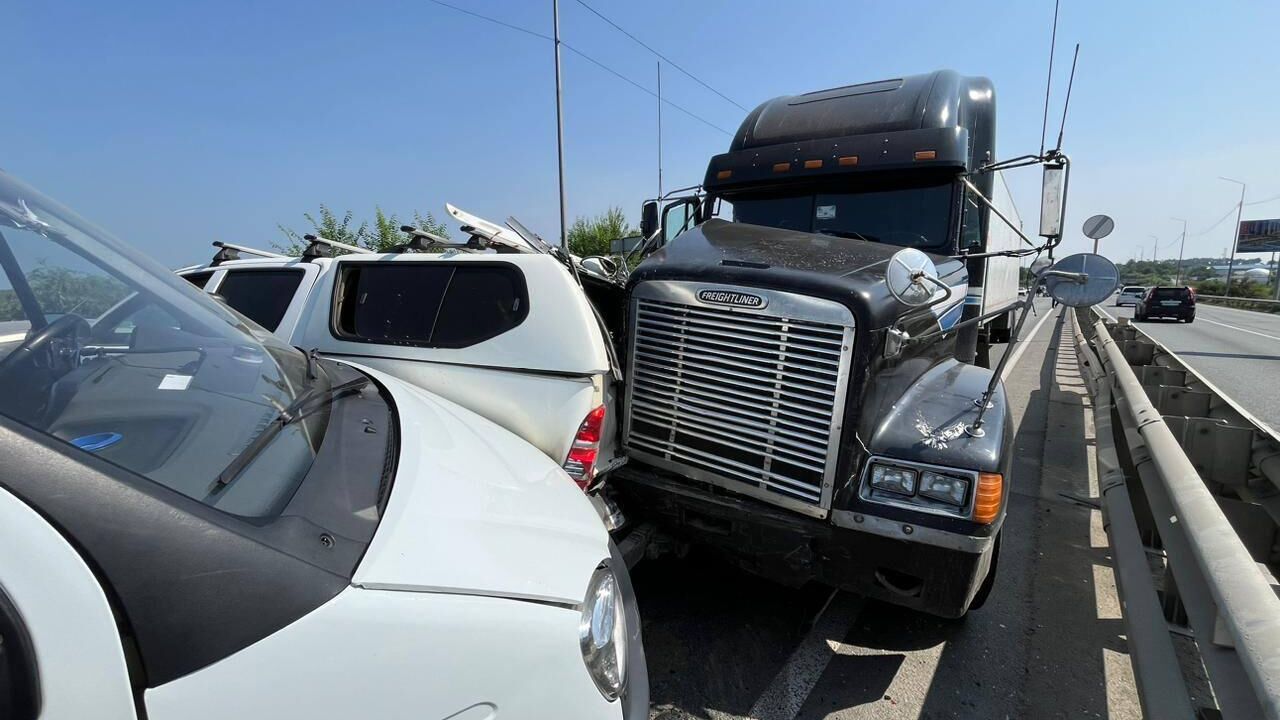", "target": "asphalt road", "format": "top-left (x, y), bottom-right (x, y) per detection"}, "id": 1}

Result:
top-left (632, 300), bottom-right (1140, 719)
top-left (1104, 302), bottom-right (1280, 432)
